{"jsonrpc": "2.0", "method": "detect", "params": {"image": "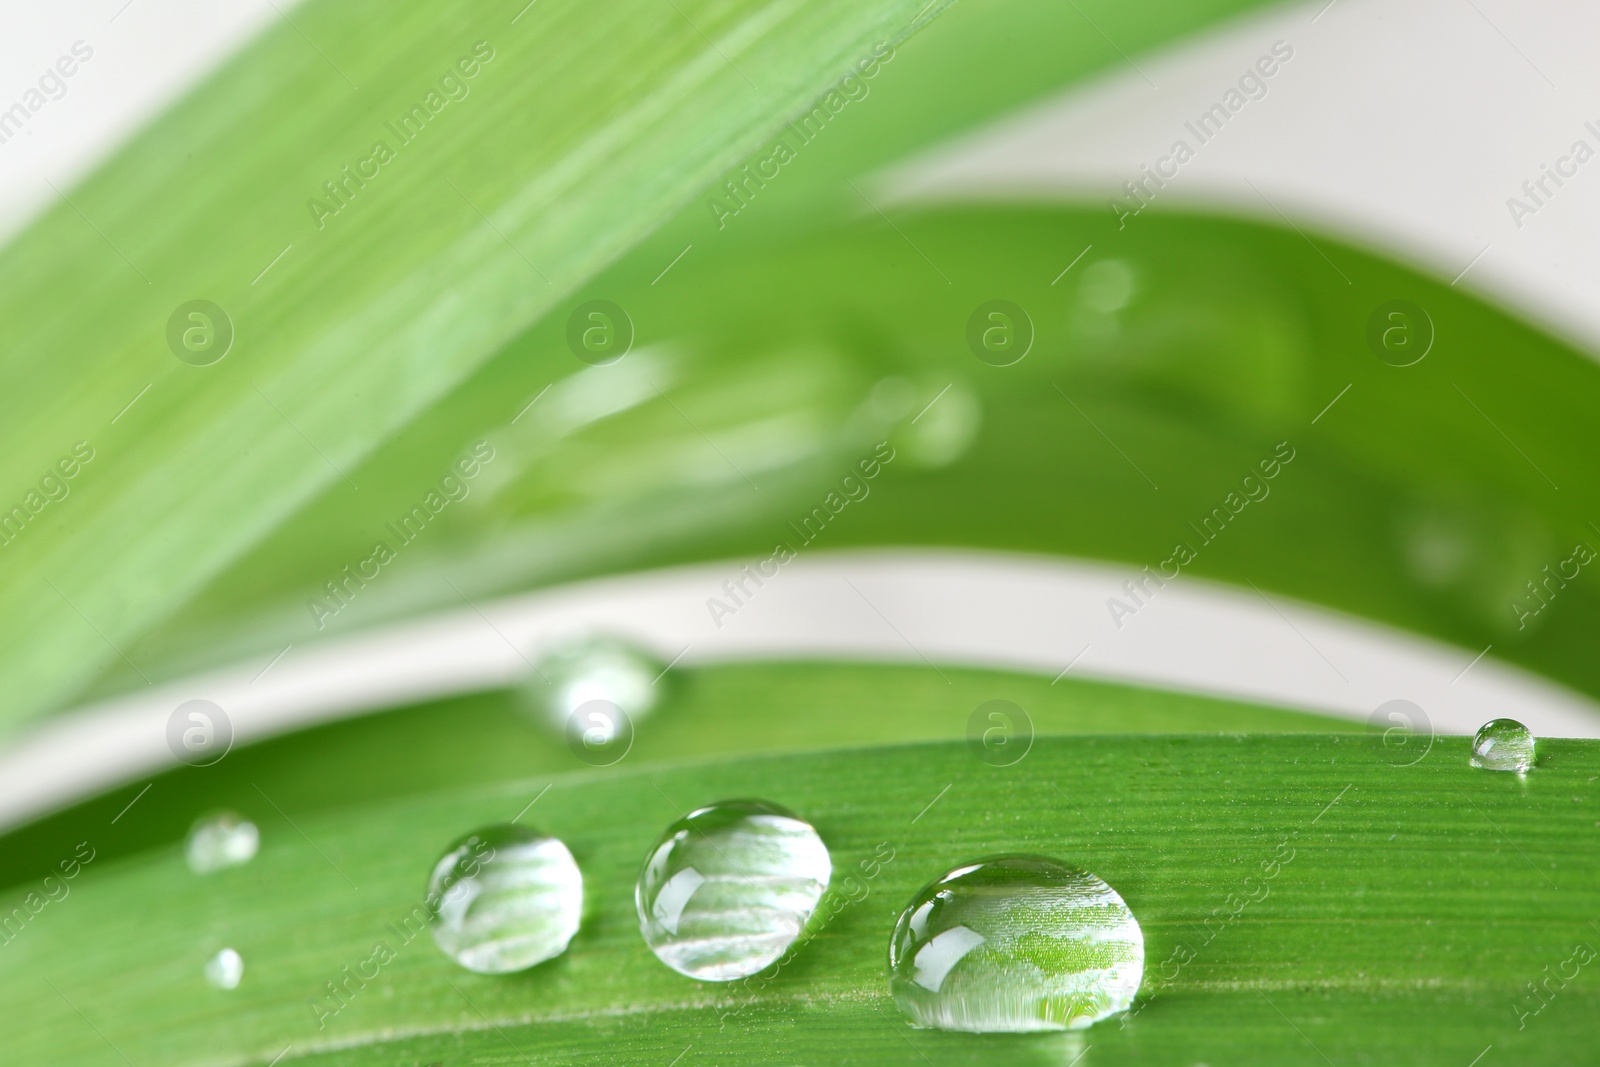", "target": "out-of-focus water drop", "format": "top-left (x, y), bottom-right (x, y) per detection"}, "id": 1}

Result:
top-left (902, 381), bottom-right (980, 469)
top-left (1470, 717), bottom-right (1536, 773)
top-left (185, 812), bottom-right (259, 874)
top-left (889, 855), bottom-right (1144, 1032)
top-left (205, 948), bottom-right (243, 990)
top-left (521, 635), bottom-right (662, 733)
top-left (427, 824), bottom-right (583, 974)
top-left (1078, 259), bottom-right (1137, 313)
top-left (636, 799), bottom-right (830, 981)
